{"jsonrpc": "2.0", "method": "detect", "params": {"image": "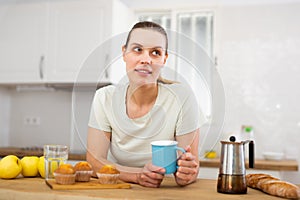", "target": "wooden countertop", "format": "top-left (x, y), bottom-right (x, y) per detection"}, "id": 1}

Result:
top-left (0, 147), bottom-right (85, 160)
top-left (200, 158), bottom-right (299, 171)
top-left (0, 177), bottom-right (293, 200)
top-left (0, 147), bottom-right (298, 171)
